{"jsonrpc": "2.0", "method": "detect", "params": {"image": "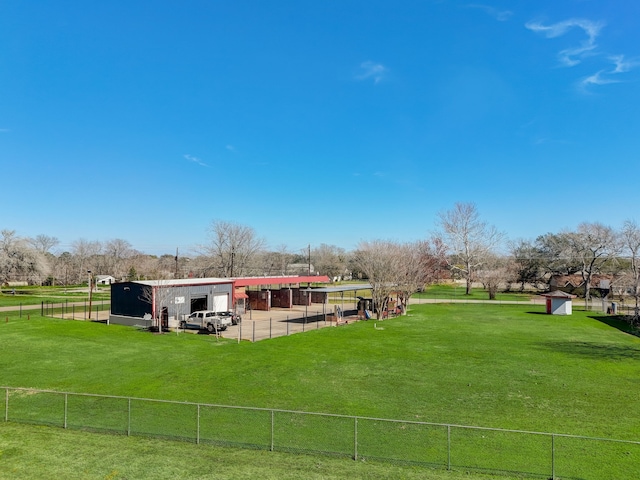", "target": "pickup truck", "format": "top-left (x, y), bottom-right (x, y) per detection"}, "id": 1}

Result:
top-left (180, 310), bottom-right (232, 333)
